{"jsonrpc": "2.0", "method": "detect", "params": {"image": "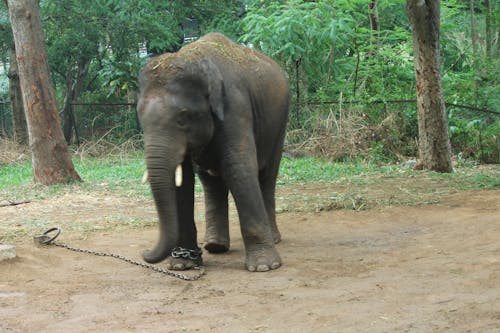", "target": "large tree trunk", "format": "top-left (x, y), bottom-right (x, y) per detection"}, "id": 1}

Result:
top-left (407, 0), bottom-right (453, 173)
top-left (7, 0), bottom-right (81, 184)
top-left (7, 47), bottom-right (28, 145)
